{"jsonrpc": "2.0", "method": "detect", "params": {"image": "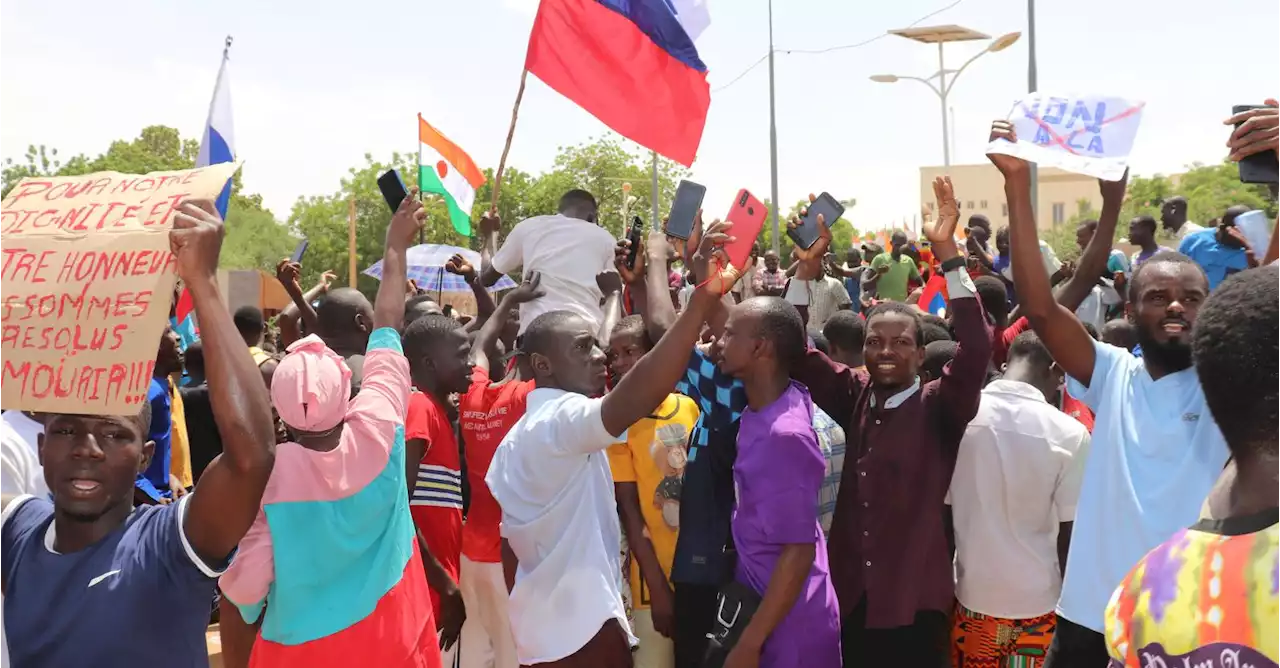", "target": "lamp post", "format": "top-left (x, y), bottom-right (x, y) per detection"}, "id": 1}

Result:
top-left (767, 0), bottom-right (781, 253)
top-left (870, 26), bottom-right (1021, 168)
